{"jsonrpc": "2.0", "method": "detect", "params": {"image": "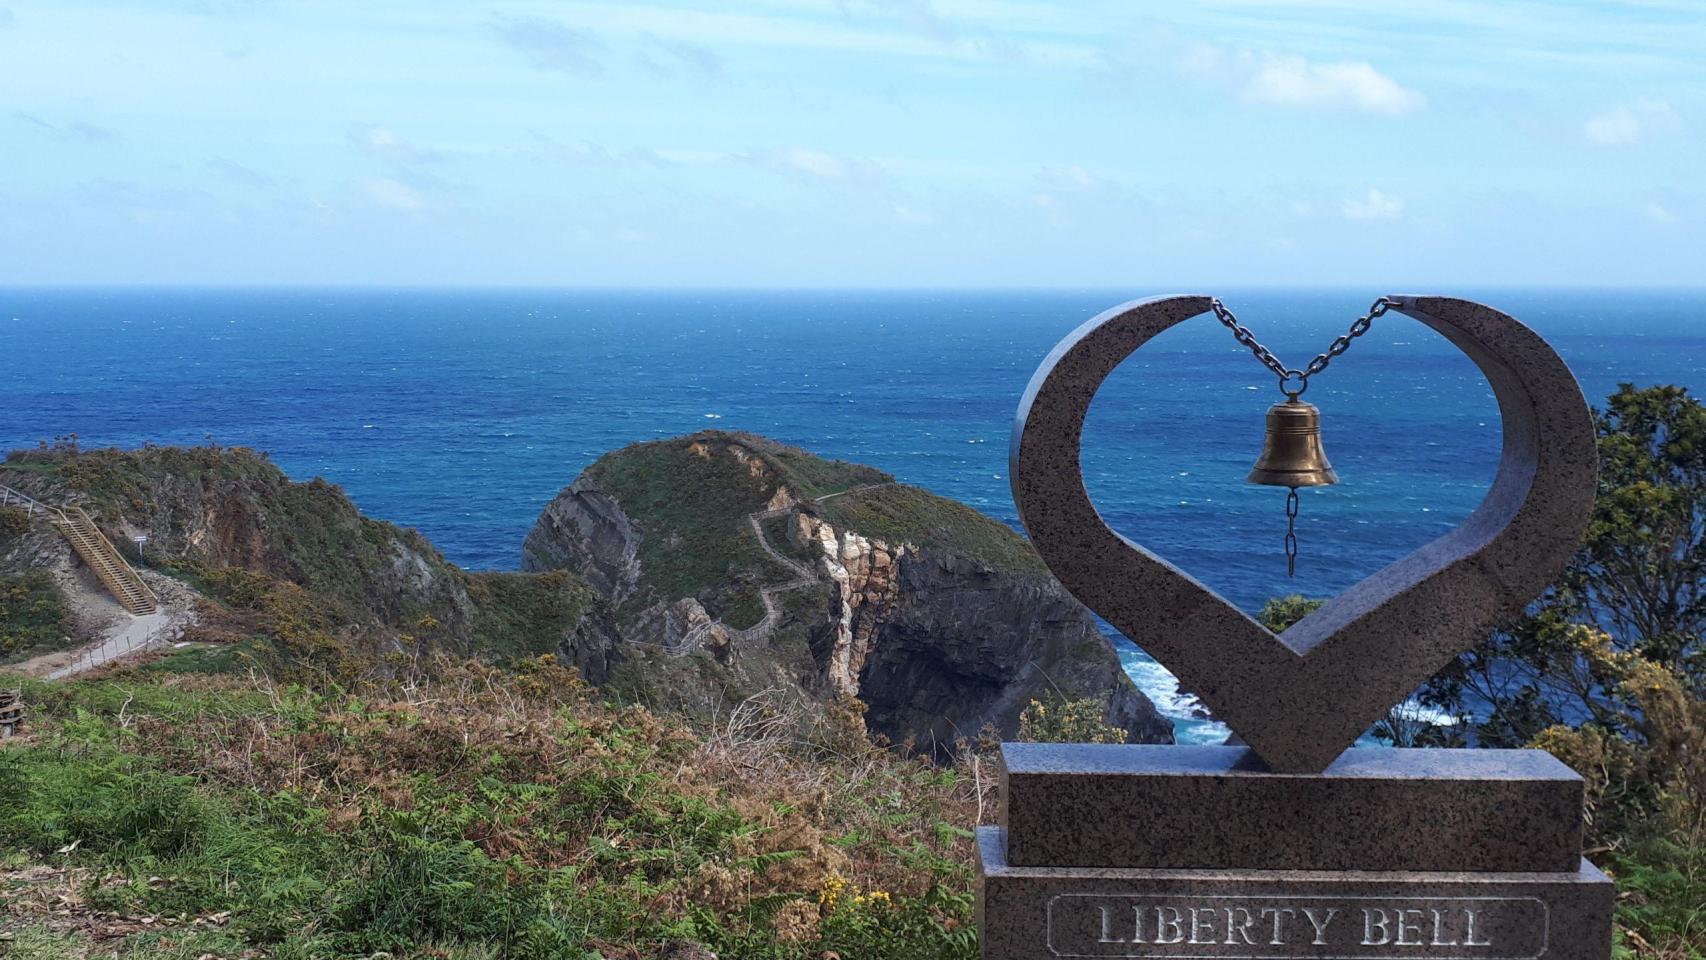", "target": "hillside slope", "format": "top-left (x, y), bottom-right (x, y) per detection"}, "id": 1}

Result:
top-left (0, 445), bottom-right (602, 669)
top-left (523, 431), bottom-right (1172, 753)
